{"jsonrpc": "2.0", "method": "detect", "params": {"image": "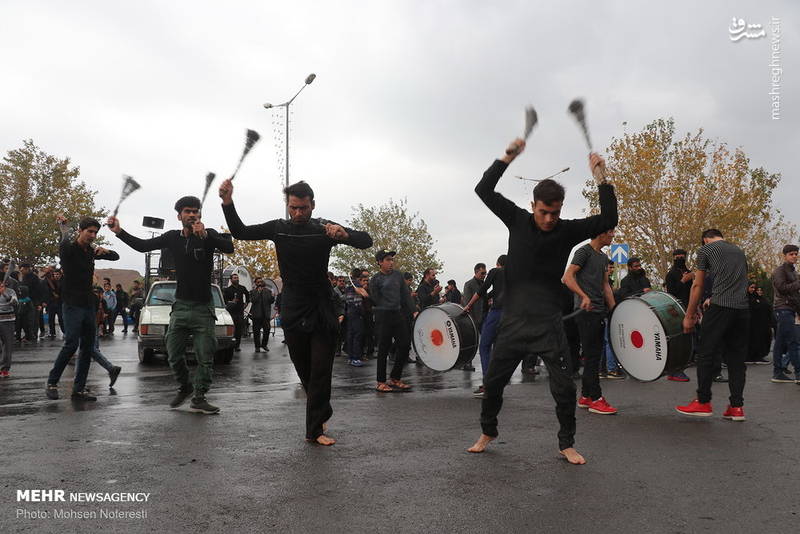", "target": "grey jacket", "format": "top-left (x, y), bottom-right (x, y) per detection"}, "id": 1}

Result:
top-left (0, 288), bottom-right (18, 320)
top-left (772, 262), bottom-right (800, 312)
